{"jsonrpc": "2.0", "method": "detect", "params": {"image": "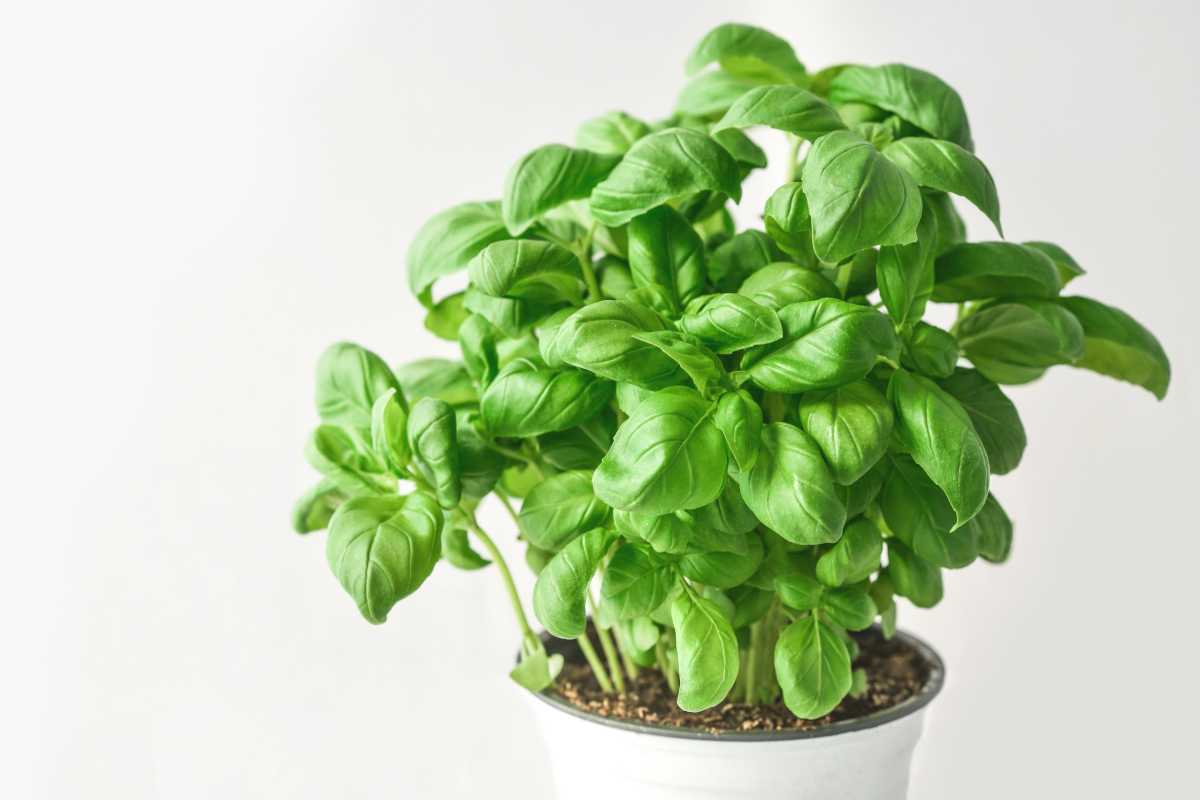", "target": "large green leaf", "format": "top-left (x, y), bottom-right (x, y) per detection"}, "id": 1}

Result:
top-left (631, 331), bottom-right (729, 398)
top-left (468, 239), bottom-right (583, 307)
top-left (292, 479), bottom-right (346, 534)
top-left (678, 293), bottom-right (783, 354)
top-left (407, 201), bottom-right (509, 307)
top-left (713, 389), bottom-right (763, 472)
top-left (887, 369), bottom-right (990, 528)
top-left (589, 129), bottom-right (743, 227)
top-left (933, 242), bottom-right (1061, 302)
top-left (406, 397), bottom-right (462, 510)
top-left (883, 138), bottom-right (1001, 233)
top-left (601, 543), bottom-right (676, 620)
top-left (886, 540), bottom-right (944, 608)
top-left (305, 425), bottom-right (388, 497)
top-left (775, 614), bottom-right (852, 719)
top-left (821, 585), bottom-right (878, 631)
top-left (685, 22), bottom-right (807, 84)
top-left (370, 389), bottom-right (410, 475)
top-left (881, 456), bottom-right (977, 569)
top-left (738, 262), bottom-right (838, 309)
top-left (797, 381), bottom-right (894, 485)
top-left (593, 387), bottom-right (727, 515)
top-left (739, 422), bottom-right (845, 545)
top-left (542, 300), bottom-right (685, 388)
top-left (502, 144), bottom-right (620, 235)
top-left (801, 131), bottom-right (924, 263)
top-left (676, 71), bottom-right (759, 118)
top-left (627, 205), bottom-right (706, 311)
top-left (901, 322), bottom-right (959, 379)
top-left (395, 358), bottom-right (476, 408)
top-left (1024, 241), bottom-right (1085, 288)
top-left (957, 300), bottom-right (1084, 384)
top-left (576, 111), bottom-right (652, 155)
top-left (1056, 296), bottom-right (1171, 400)
top-left (939, 368), bottom-right (1026, 475)
top-left (680, 533), bottom-right (764, 588)
top-left (706, 229), bottom-right (785, 291)
top-left (761, 183), bottom-right (819, 267)
top-left (712, 86), bottom-right (845, 139)
top-left (671, 589), bottom-right (740, 711)
top-left (876, 199), bottom-right (938, 328)
top-left (480, 359), bottom-right (613, 437)
top-left (828, 64), bottom-right (973, 150)
top-left (315, 342), bottom-right (401, 437)
top-left (743, 299), bottom-right (899, 393)
top-left (533, 528), bottom-right (615, 638)
top-left (326, 493), bottom-right (443, 624)
top-left (518, 470), bottom-right (610, 551)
